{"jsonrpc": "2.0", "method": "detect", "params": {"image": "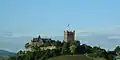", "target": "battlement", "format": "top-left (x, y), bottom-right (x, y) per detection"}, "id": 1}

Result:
top-left (64, 30), bottom-right (75, 33)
